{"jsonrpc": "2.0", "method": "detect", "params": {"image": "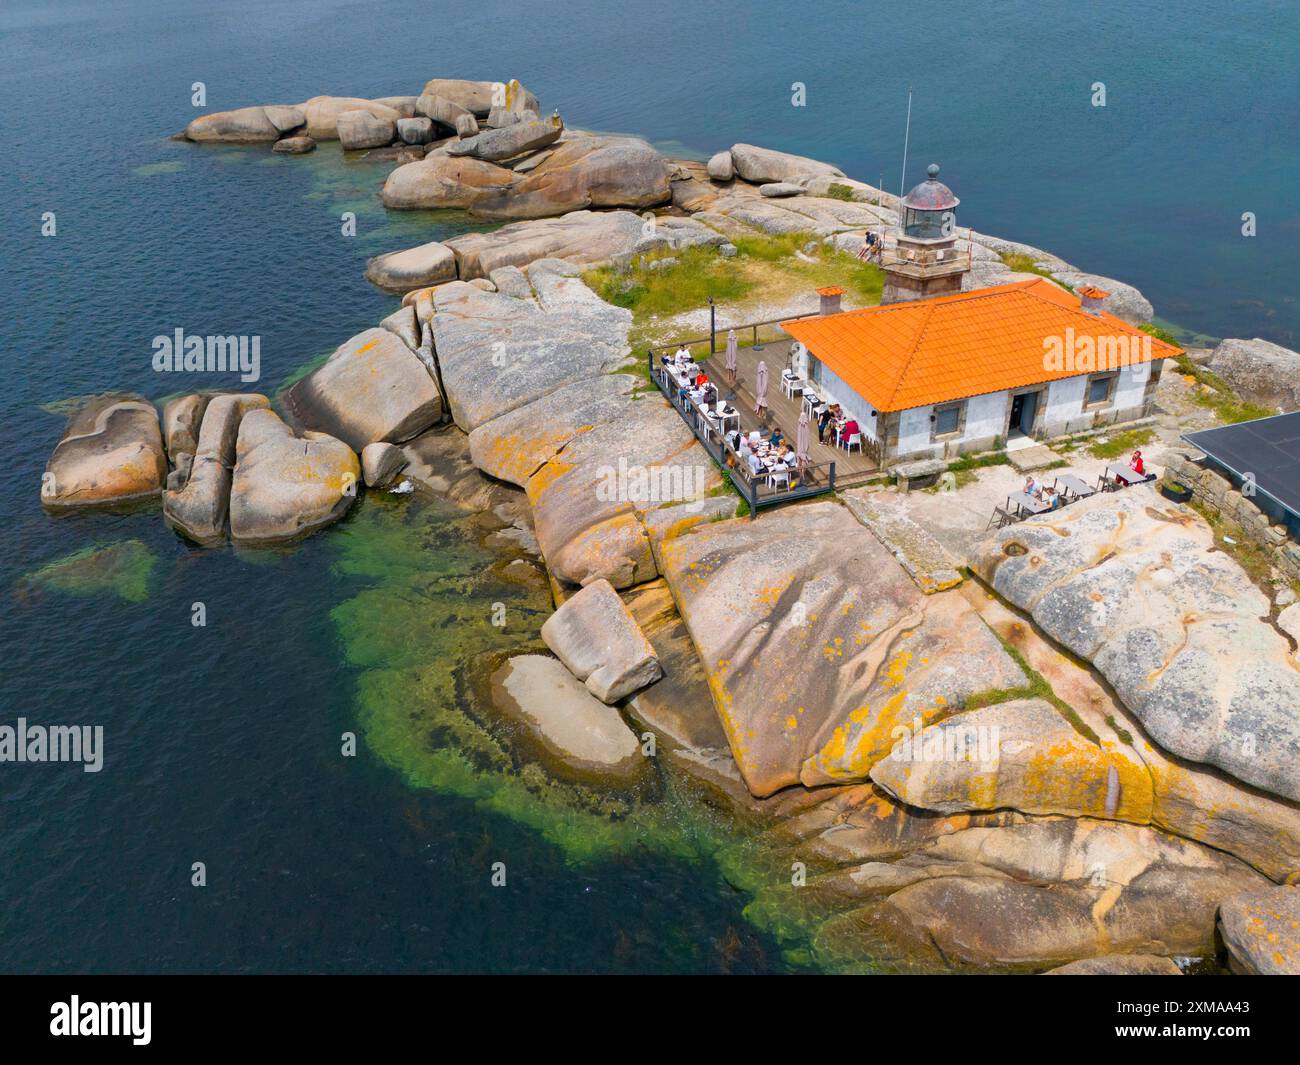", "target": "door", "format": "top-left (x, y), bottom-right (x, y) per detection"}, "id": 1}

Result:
top-left (1009, 394), bottom-right (1026, 437)
top-left (1018, 390), bottom-right (1039, 434)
